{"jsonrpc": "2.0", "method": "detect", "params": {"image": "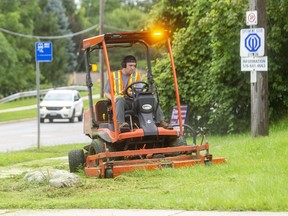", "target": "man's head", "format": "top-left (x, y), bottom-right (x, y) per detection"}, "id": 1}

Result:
top-left (122, 55), bottom-right (137, 75)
